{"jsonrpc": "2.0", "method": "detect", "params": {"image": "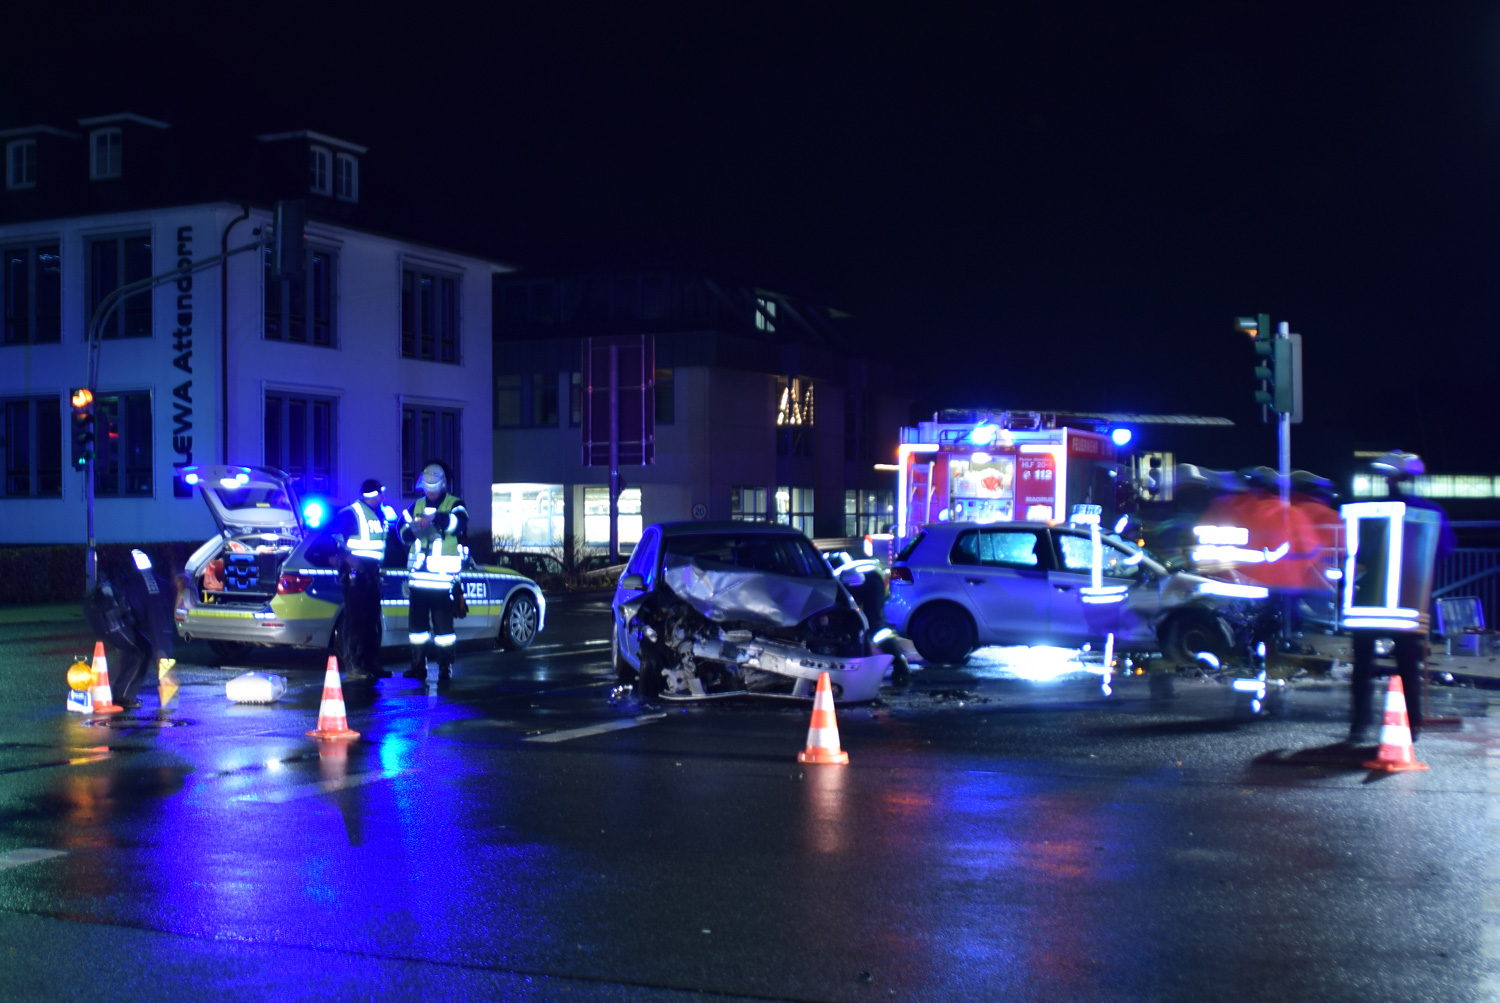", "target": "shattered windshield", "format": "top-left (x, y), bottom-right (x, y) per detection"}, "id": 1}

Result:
top-left (662, 532), bottom-right (831, 579)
